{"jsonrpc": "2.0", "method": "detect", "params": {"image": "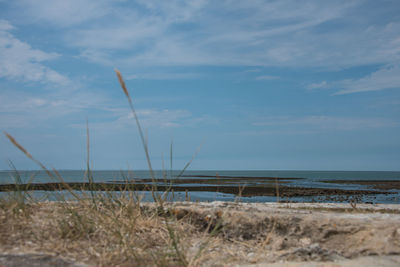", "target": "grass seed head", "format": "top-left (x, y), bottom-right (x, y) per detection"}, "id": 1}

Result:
top-left (4, 132), bottom-right (33, 159)
top-left (115, 69), bottom-right (130, 99)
